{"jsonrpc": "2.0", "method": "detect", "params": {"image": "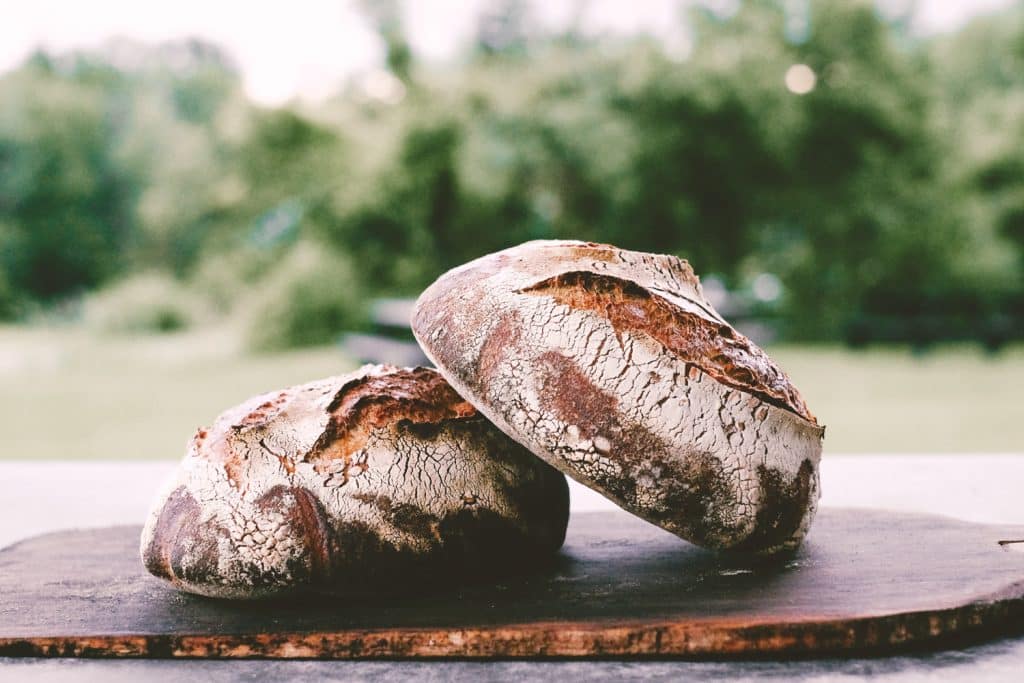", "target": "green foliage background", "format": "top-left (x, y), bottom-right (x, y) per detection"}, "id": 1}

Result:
top-left (1, 0), bottom-right (1022, 348)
